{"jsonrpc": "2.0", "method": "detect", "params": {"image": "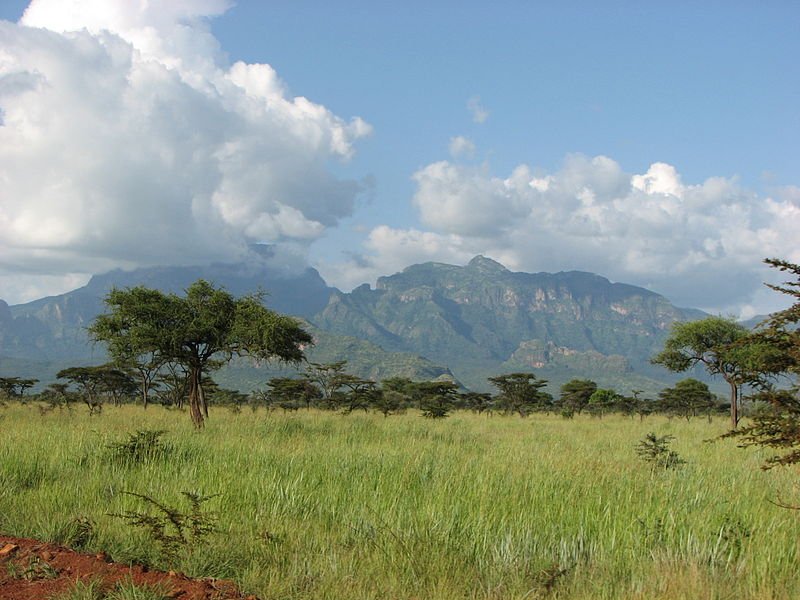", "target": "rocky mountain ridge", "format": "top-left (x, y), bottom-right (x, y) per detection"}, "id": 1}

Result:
top-left (312, 256), bottom-right (707, 391)
top-left (2, 253), bottom-right (712, 394)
